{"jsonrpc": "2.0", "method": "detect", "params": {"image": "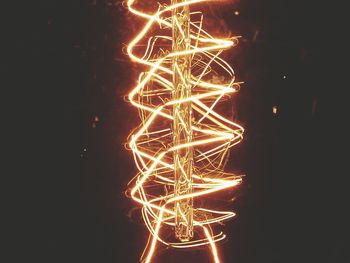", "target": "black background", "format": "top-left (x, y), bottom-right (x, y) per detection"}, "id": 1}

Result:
top-left (10, 0), bottom-right (348, 262)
